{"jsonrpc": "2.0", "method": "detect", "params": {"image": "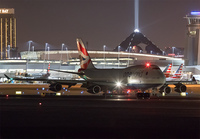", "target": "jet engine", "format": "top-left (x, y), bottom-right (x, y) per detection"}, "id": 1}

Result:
top-left (159, 85), bottom-right (171, 94)
top-left (49, 83), bottom-right (62, 92)
top-left (87, 85), bottom-right (101, 94)
top-left (174, 83), bottom-right (187, 93)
